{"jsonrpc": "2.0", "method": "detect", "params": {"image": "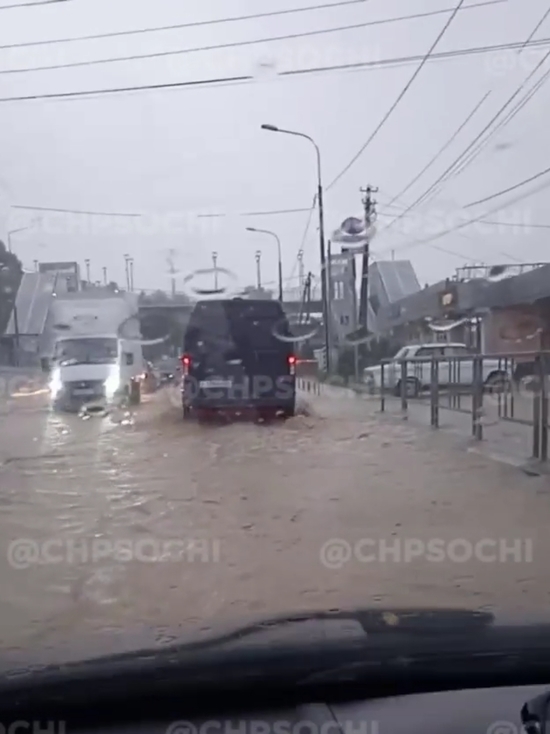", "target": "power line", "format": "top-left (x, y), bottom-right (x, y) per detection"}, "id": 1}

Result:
top-left (289, 194), bottom-right (317, 282)
top-left (198, 206), bottom-right (312, 218)
top-left (378, 173), bottom-right (550, 258)
top-left (465, 163), bottom-right (550, 208)
top-left (0, 0), bottom-right (367, 50)
top-left (12, 203), bottom-right (142, 215)
top-left (481, 219), bottom-right (550, 229)
top-left (0, 74), bottom-right (253, 102)
top-left (280, 36), bottom-right (550, 76)
top-left (421, 4), bottom-right (550, 196)
top-left (448, 66), bottom-right (550, 183)
top-left (381, 47), bottom-right (550, 227)
top-left (3, 36), bottom-right (550, 103)
top-left (0, 1), bottom-right (502, 76)
top-left (411, 6), bottom-right (550, 209)
top-left (376, 191), bottom-right (522, 263)
top-left (518, 5), bottom-right (550, 52)
top-left (0, 0), bottom-right (67, 10)
top-left (326, 0), bottom-right (468, 190)
top-left (378, 90), bottom-right (492, 234)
